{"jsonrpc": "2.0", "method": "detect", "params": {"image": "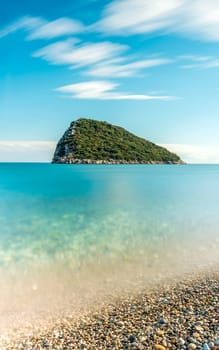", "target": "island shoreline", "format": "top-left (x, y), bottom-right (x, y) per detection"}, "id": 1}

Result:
top-left (52, 158), bottom-right (185, 164)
